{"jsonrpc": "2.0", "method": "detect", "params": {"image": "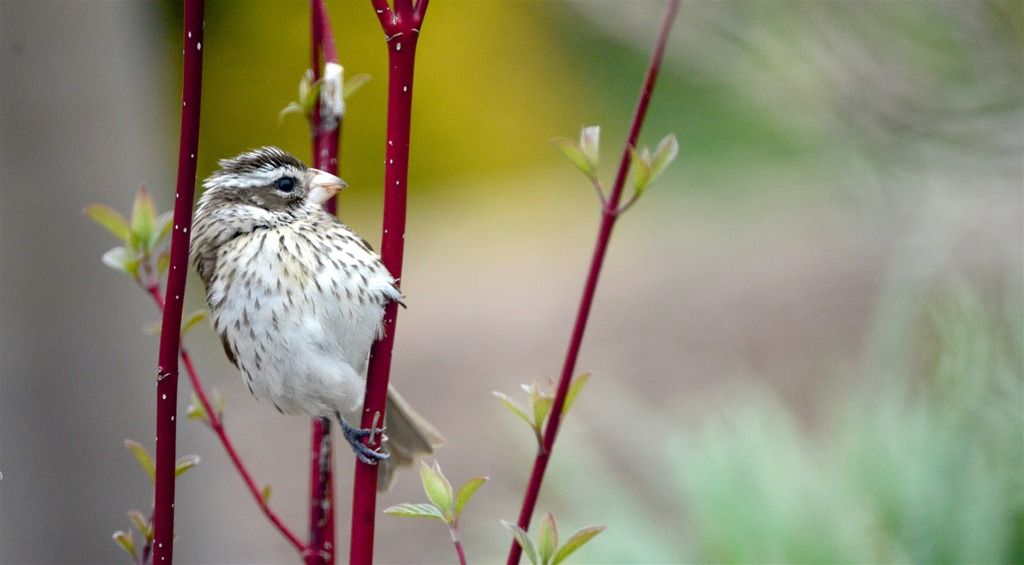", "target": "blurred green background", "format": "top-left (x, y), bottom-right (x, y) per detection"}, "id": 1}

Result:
top-left (1, 1), bottom-right (1021, 563)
